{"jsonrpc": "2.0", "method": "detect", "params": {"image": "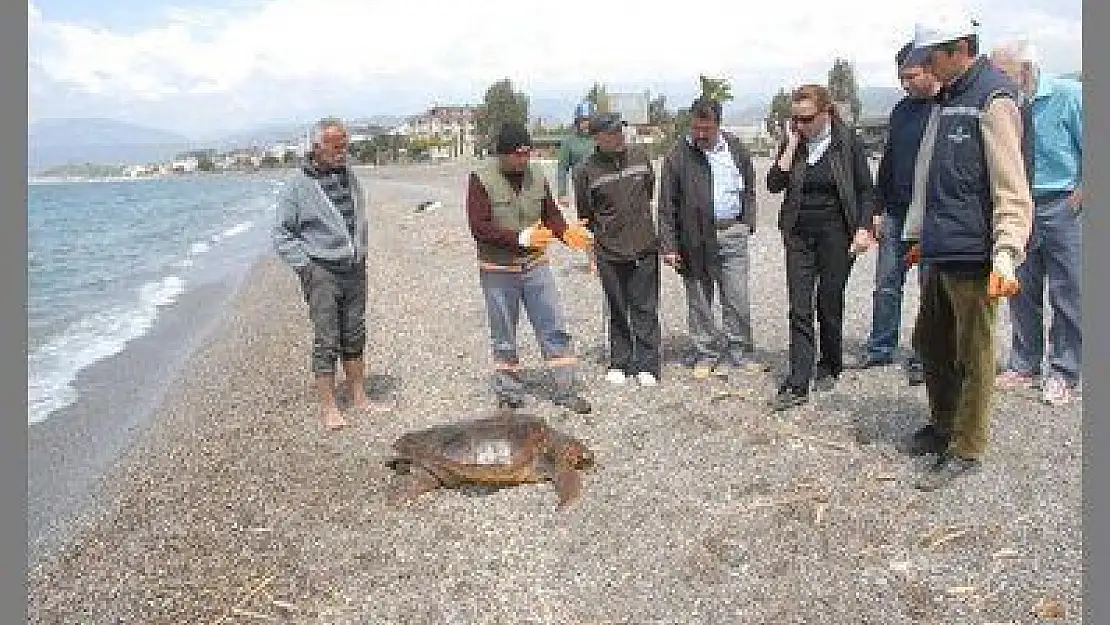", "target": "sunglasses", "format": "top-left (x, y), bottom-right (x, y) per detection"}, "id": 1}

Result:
top-left (791, 113), bottom-right (819, 124)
